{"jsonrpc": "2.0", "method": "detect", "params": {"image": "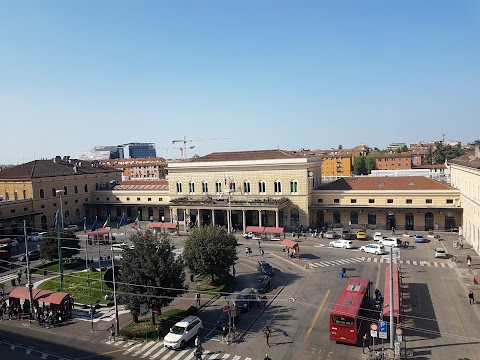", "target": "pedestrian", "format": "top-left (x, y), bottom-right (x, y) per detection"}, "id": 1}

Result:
top-left (109, 324), bottom-right (116, 341)
top-left (460, 240), bottom-right (464, 250)
top-left (249, 247), bottom-right (252, 256)
top-left (391, 227), bottom-right (395, 235)
top-left (467, 257), bottom-right (472, 270)
top-left (258, 240), bottom-right (261, 249)
top-left (222, 325), bottom-right (229, 344)
top-left (264, 354), bottom-right (272, 360)
top-left (264, 326), bottom-right (271, 347)
top-left (341, 267), bottom-right (347, 278)
top-left (195, 292), bottom-right (201, 307)
top-left (17, 271), bottom-right (22, 285)
top-left (362, 333), bottom-right (371, 353)
top-left (194, 345), bottom-right (203, 360)
top-left (246, 247), bottom-right (250, 257)
top-left (195, 335), bottom-right (203, 349)
top-left (469, 291), bottom-right (475, 304)
top-left (260, 248), bottom-right (265, 258)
